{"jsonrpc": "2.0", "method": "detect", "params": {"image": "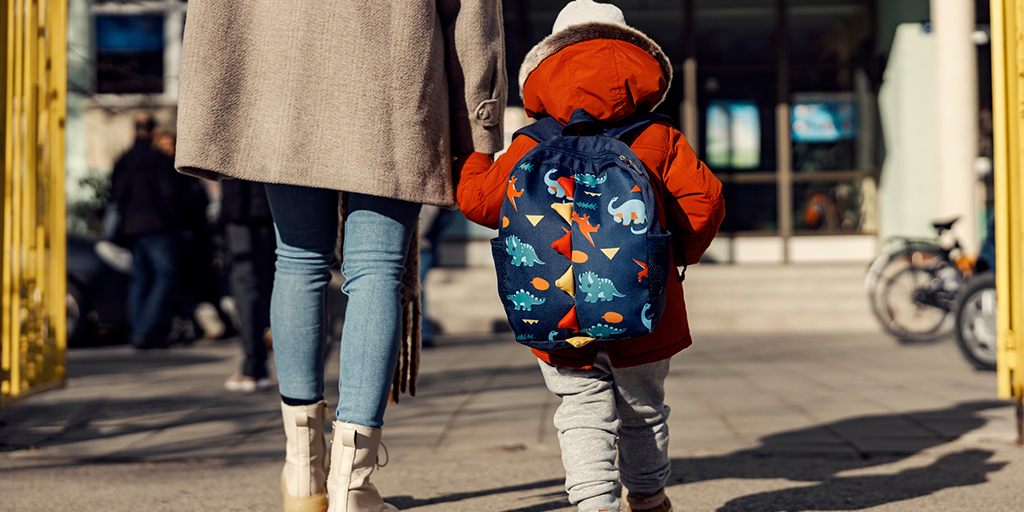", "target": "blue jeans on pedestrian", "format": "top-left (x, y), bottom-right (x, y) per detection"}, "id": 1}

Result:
top-left (127, 232), bottom-right (179, 344)
top-left (265, 184), bottom-right (421, 428)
